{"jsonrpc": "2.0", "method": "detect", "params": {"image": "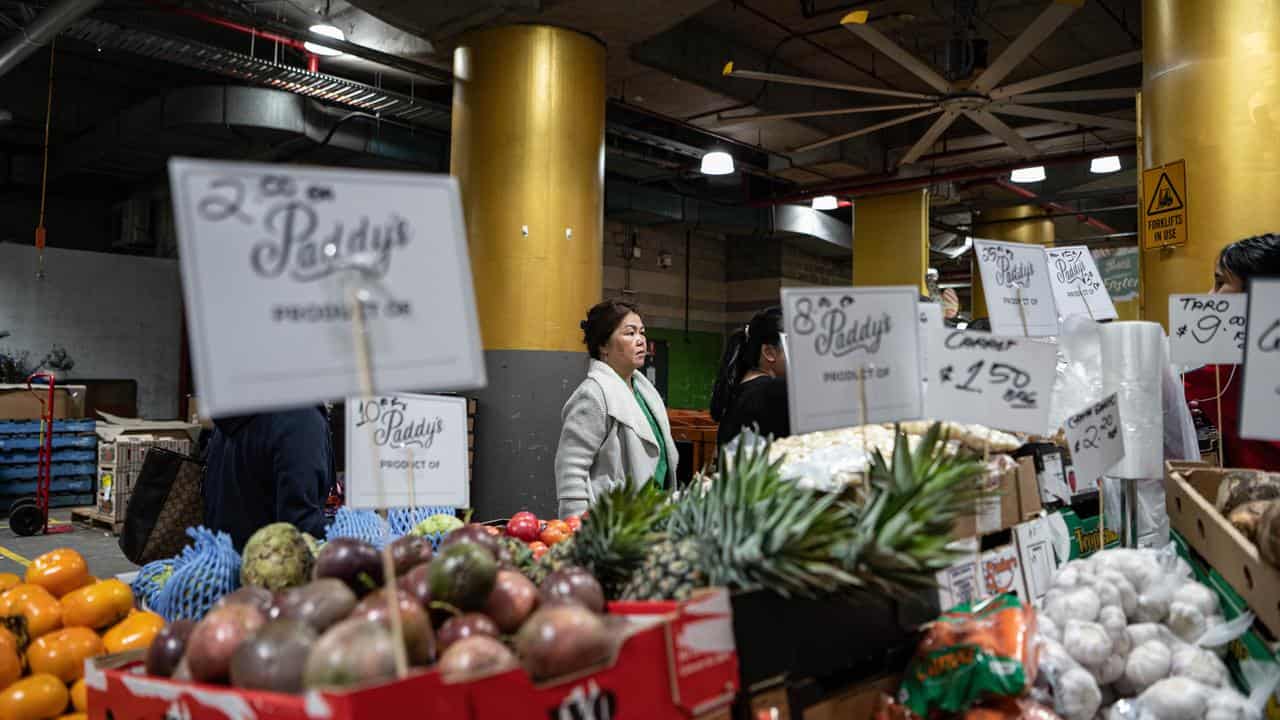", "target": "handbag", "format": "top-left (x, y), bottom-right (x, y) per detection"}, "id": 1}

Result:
top-left (119, 447), bottom-right (206, 565)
